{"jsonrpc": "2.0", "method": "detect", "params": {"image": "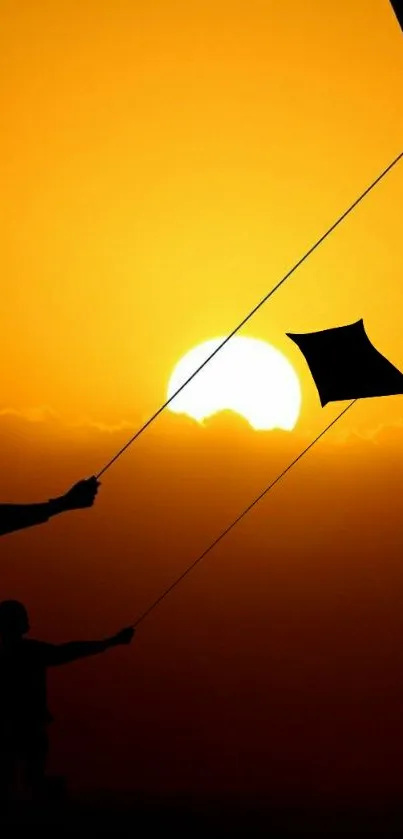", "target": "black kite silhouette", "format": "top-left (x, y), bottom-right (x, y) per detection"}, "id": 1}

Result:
top-left (287, 319), bottom-right (403, 407)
